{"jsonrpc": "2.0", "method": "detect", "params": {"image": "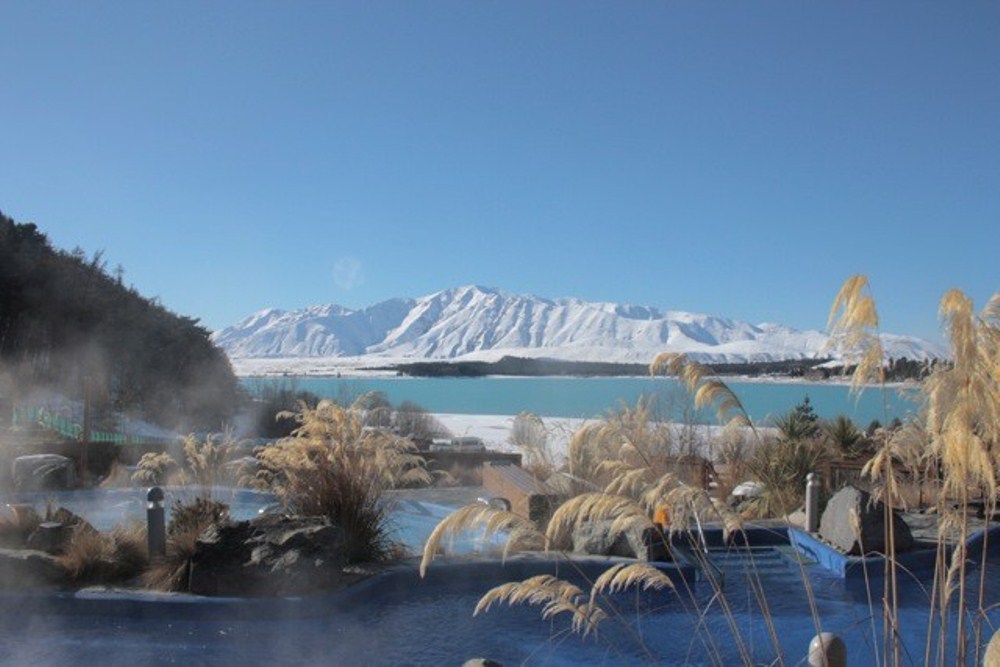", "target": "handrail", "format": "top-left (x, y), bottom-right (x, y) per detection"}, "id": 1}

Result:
top-left (672, 540), bottom-right (725, 588)
top-left (12, 406), bottom-right (177, 446)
